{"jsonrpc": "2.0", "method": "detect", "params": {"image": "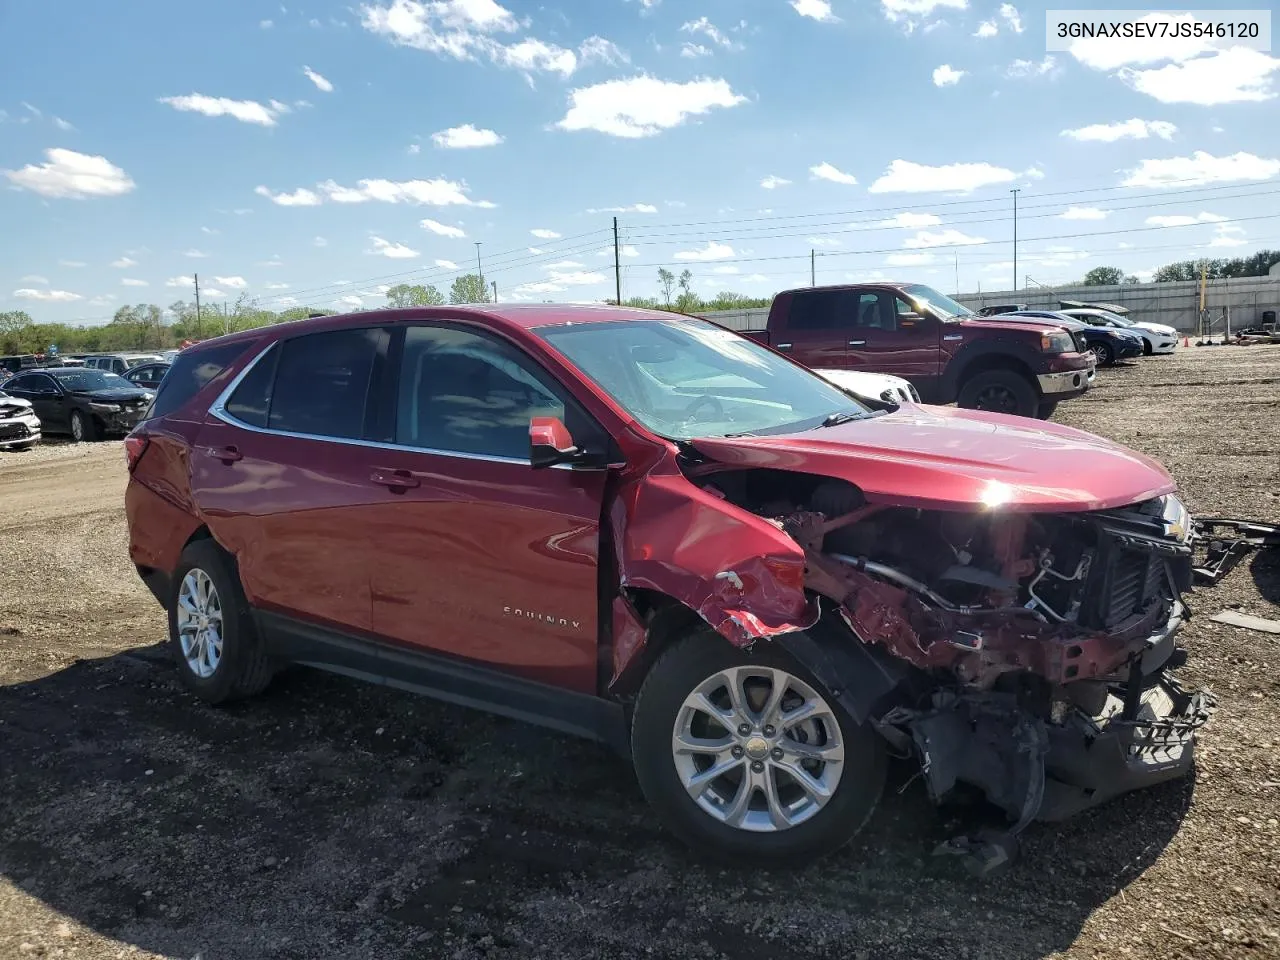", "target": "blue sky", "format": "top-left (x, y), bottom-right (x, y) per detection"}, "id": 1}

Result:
top-left (2, 0), bottom-right (1278, 325)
